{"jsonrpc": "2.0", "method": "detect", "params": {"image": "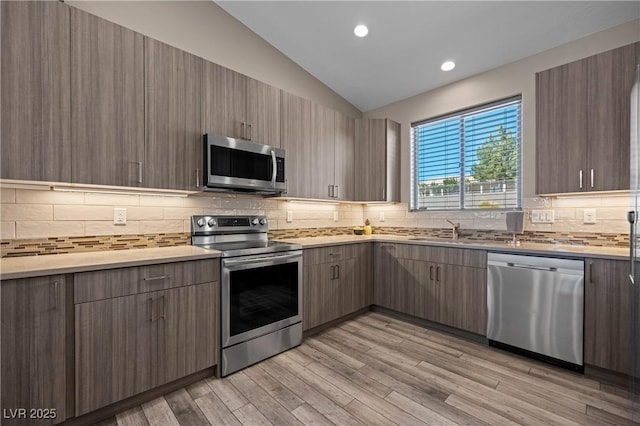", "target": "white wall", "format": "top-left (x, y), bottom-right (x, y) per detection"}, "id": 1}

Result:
top-left (67, 0), bottom-right (361, 118)
top-left (364, 19), bottom-right (640, 201)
